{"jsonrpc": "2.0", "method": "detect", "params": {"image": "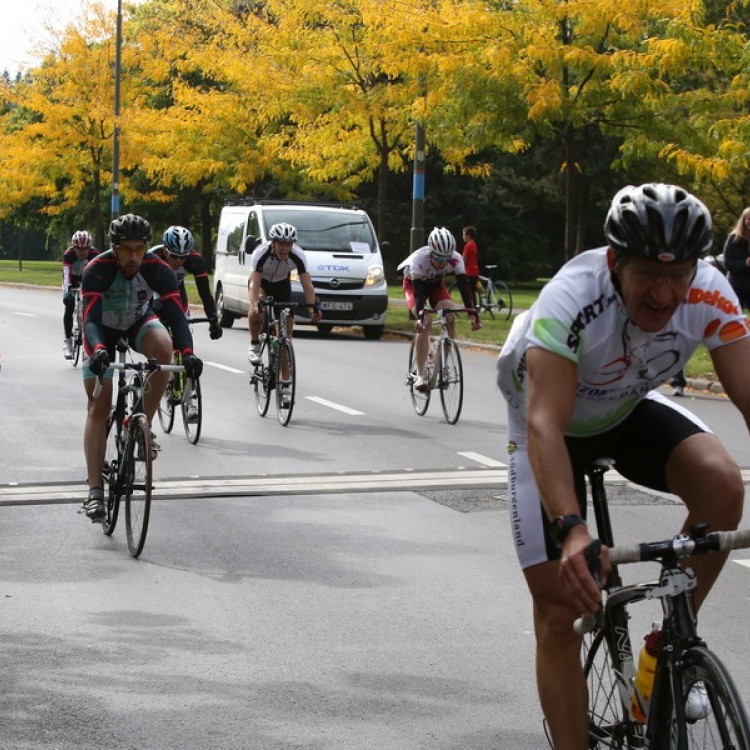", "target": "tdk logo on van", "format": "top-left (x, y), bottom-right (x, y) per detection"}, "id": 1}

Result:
top-left (318, 264), bottom-right (350, 272)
